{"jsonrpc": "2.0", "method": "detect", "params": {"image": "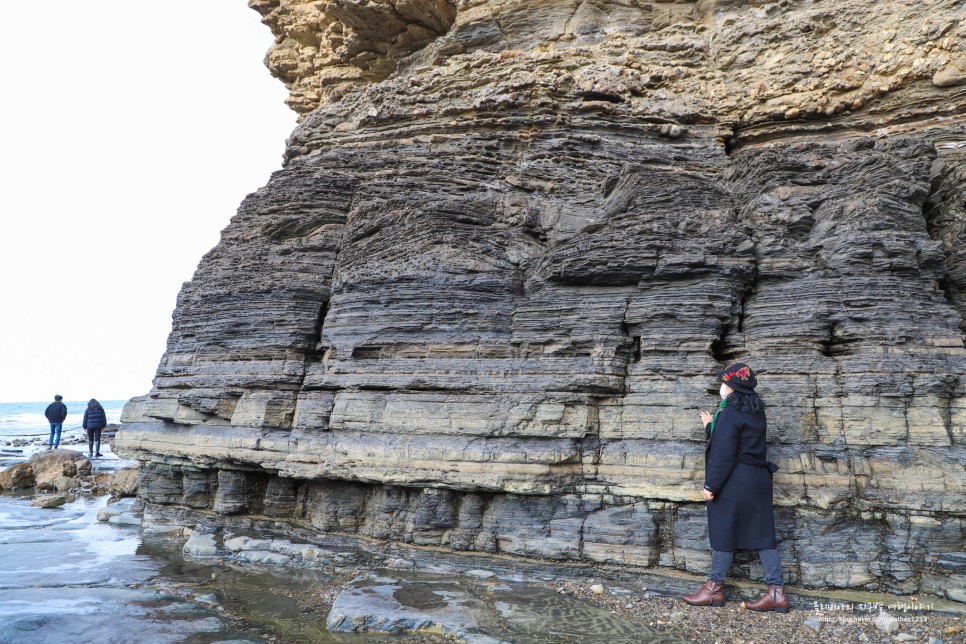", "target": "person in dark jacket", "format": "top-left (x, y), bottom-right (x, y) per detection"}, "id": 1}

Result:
top-left (82, 399), bottom-right (107, 458)
top-left (44, 395), bottom-right (68, 449)
top-left (682, 363), bottom-right (789, 613)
